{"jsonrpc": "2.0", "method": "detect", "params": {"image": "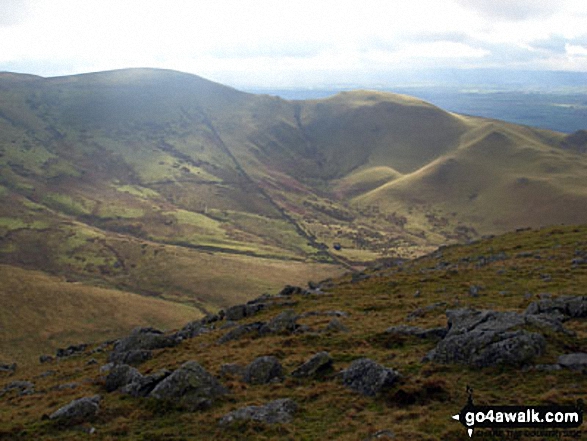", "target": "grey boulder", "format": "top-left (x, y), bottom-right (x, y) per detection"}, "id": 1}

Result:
top-left (219, 399), bottom-right (297, 426)
top-left (342, 358), bottom-right (400, 397)
top-left (49, 395), bottom-right (101, 425)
